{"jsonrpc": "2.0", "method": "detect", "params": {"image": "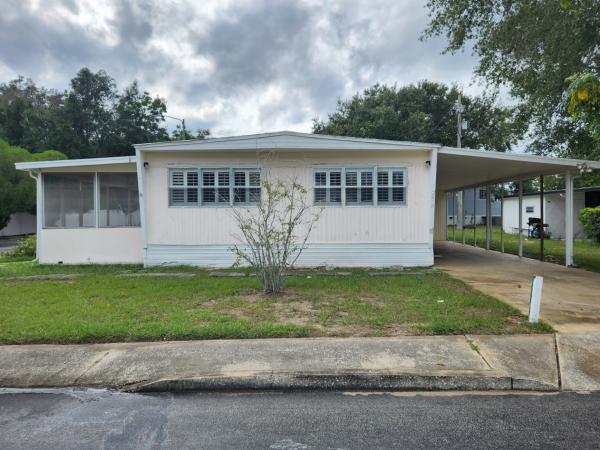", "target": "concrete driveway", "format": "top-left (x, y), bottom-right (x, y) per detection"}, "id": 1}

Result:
top-left (435, 241), bottom-right (600, 333)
